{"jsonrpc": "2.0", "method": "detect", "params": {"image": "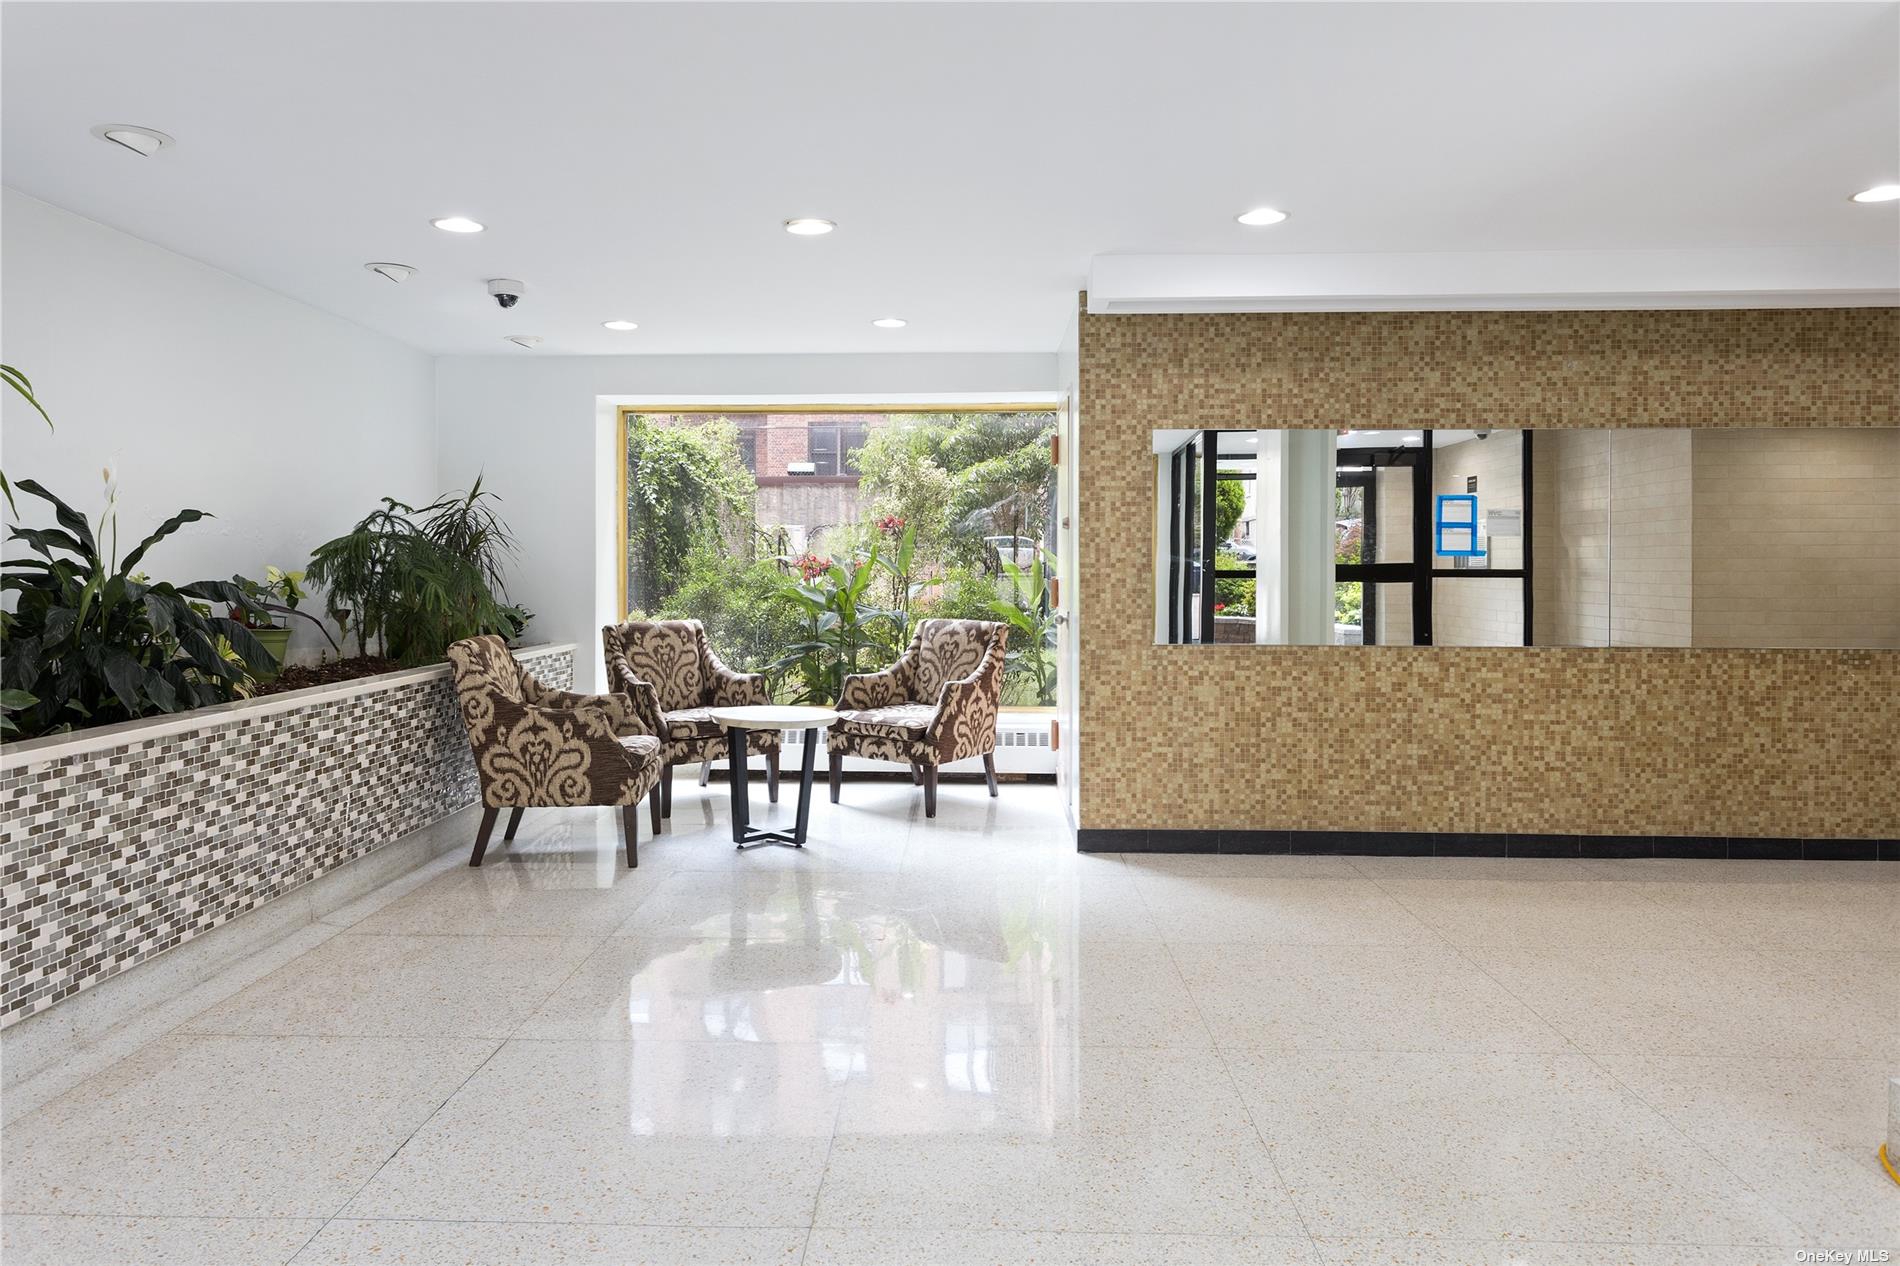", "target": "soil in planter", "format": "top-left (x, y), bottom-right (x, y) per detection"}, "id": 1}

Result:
top-left (251, 656), bottom-right (412, 697)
